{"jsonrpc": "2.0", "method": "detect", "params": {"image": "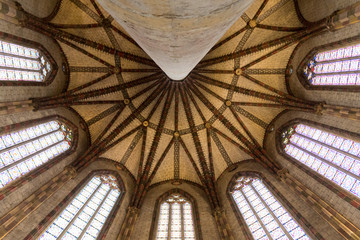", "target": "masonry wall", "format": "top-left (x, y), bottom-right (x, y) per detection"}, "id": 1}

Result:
top-left (288, 0), bottom-right (360, 107)
top-left (0, 0), bottom-right (67, 101)
top-left (264, 110), bottom-right (360, 234)
top-left (0, 107), bottom-right (90, 217)
top-left (217, 160), bottom-right (343, 240)
top-left (131, 182), bottom-right (220, 240)
top-left (2, 158), bottom-right (135, 240)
